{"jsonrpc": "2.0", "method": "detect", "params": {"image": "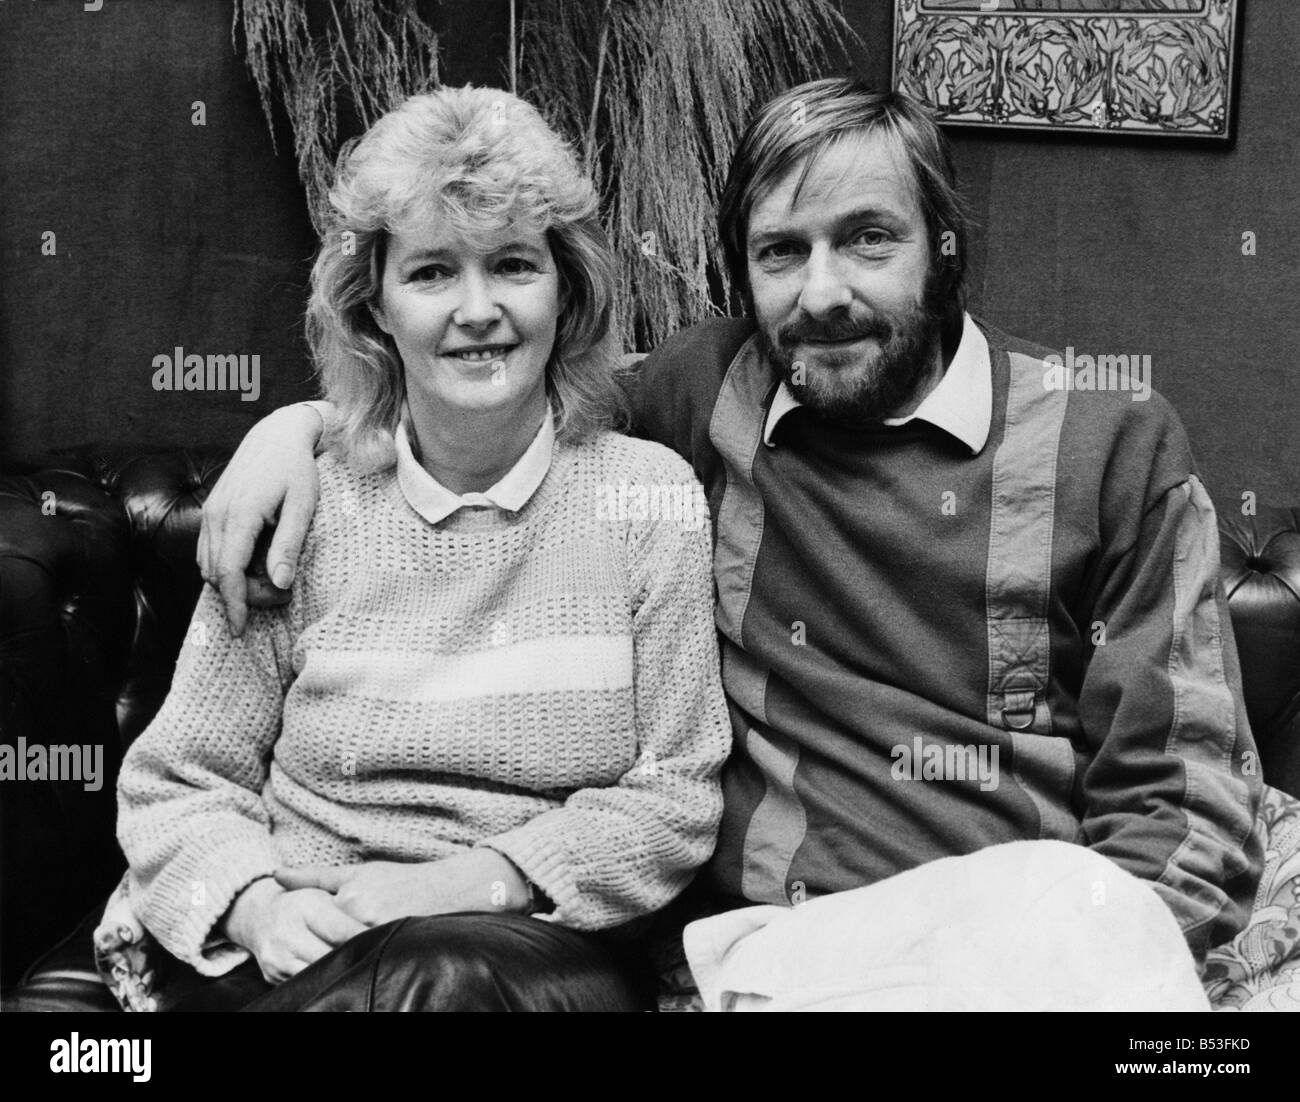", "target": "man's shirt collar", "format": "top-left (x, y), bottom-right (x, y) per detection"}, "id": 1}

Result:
top-left (395, 403), bottom-right (556, 524)
top-left (762, 313), bottom-right (992, 454)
